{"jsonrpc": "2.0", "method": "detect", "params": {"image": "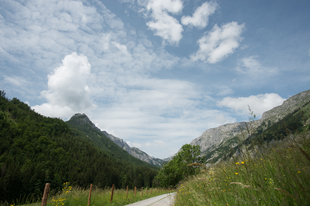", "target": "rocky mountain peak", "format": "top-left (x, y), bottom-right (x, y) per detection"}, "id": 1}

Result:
top-left (190, 122), bottom-right (247, 154)
top-left (261, 89), bottom-right (310, 123)
top-left (188, 89), bottom-right (310, 162)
